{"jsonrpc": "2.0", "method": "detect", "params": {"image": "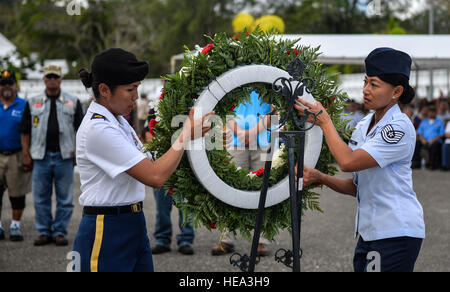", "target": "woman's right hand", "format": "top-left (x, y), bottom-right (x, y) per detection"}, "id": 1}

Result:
top-left (294, 98), bottom-right (331, 128)
top-left (181, 107), bottom-right (214, 143)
